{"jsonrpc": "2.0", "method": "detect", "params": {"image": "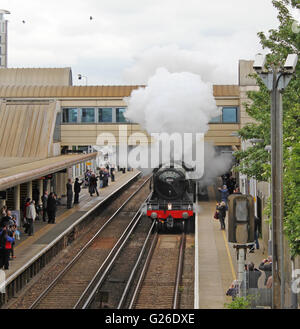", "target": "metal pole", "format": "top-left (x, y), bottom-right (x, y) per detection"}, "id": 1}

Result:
top-left (237, 247), bottom-right (245, 297)
top-left (271, 69), bottom-right (284, 309)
